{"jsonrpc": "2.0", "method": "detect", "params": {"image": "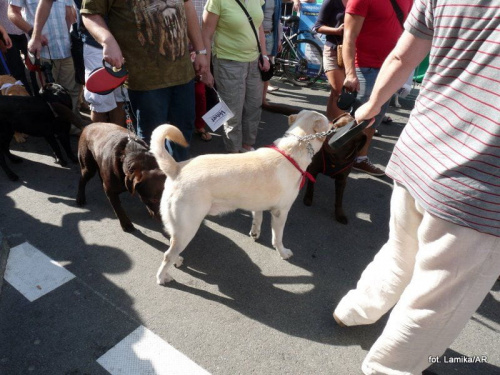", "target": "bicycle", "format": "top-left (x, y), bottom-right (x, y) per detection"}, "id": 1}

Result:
top-left (274, 15), bottom-right (324, 87)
